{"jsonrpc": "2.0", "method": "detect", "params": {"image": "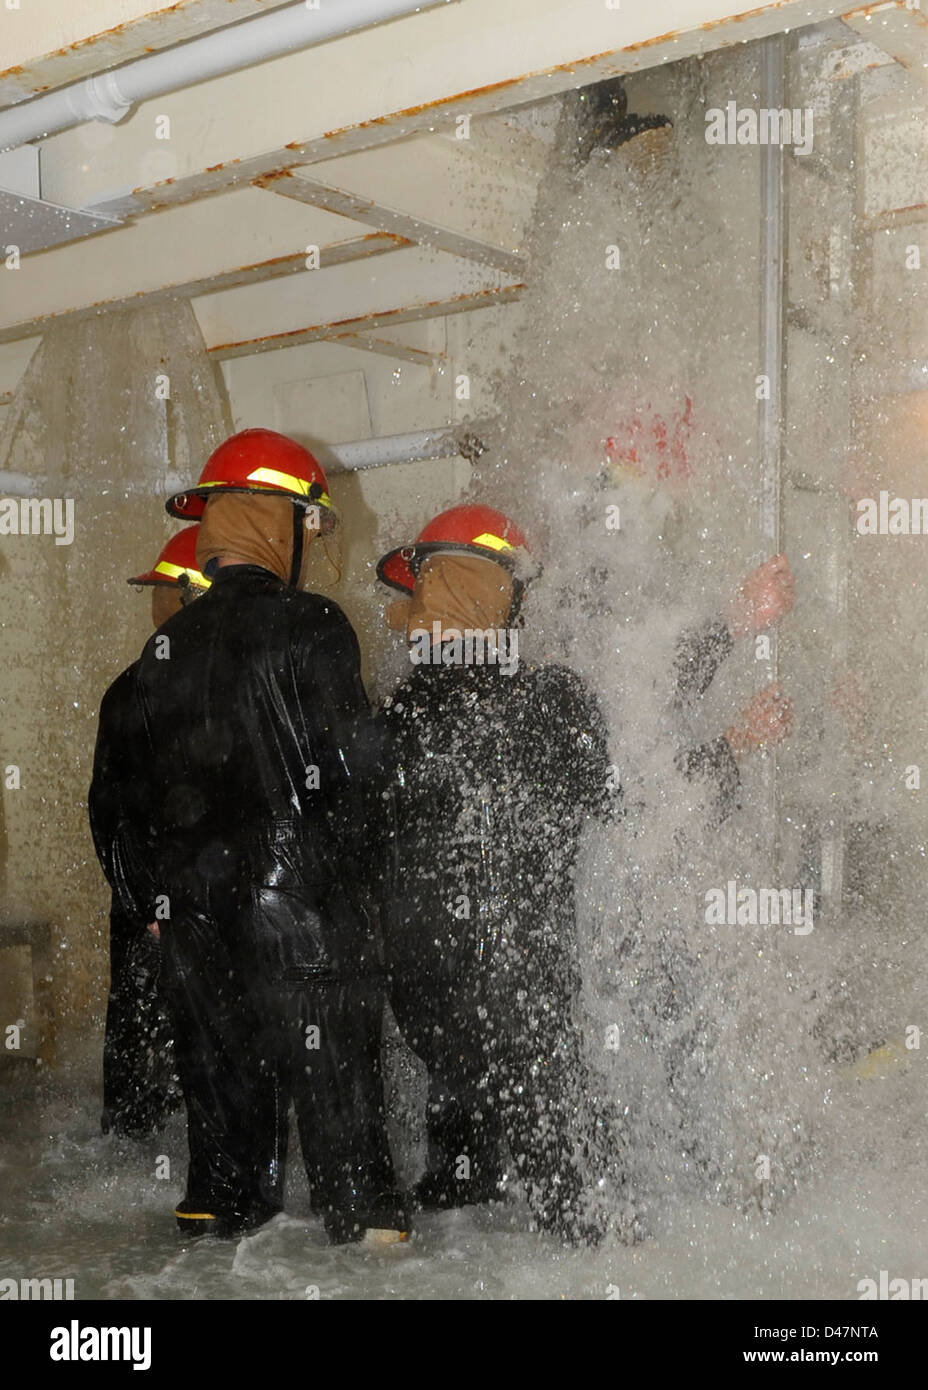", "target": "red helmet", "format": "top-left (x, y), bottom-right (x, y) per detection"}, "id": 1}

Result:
top-left (127, 525), bottom-right (210, 591)
top-left (166, 428), bottom-right (335, 524)
top-left (377, 504), bottom-right (533, 595)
